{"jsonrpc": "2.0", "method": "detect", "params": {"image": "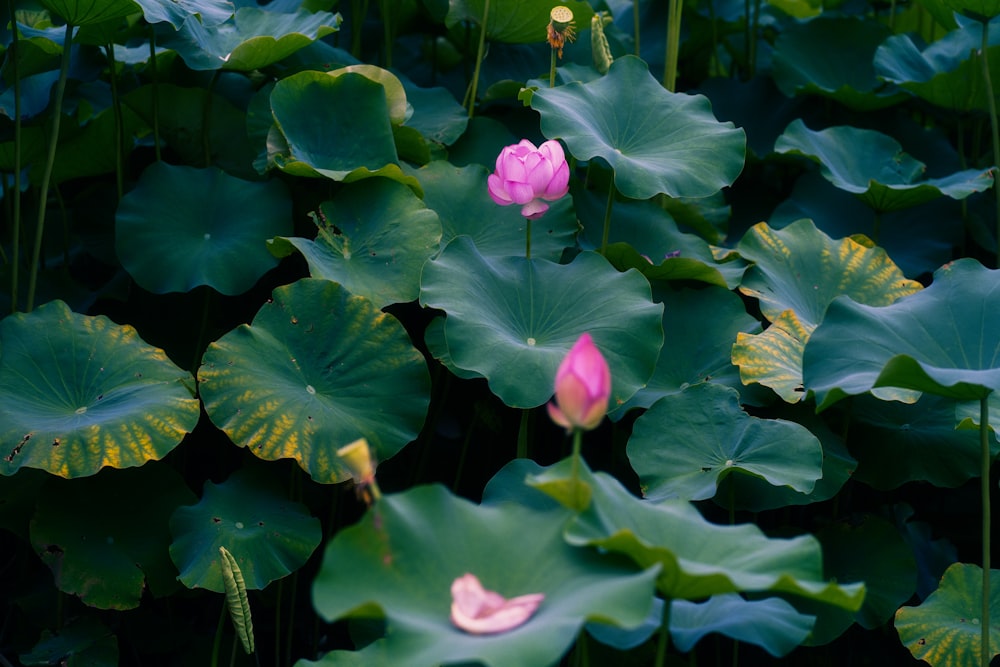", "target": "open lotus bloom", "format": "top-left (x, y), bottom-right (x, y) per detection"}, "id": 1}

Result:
top-left (547, 333), bottom-right (611, 432)
top-left (487, 139), bottom-right (570, 219)
top-left (450, 573), bottom-right (545, 635)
